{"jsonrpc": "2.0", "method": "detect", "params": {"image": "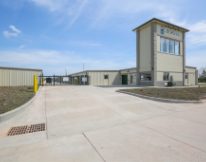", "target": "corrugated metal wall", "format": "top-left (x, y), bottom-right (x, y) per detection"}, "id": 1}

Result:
top-left (0, 68), bottom-right (43, 86)
top-left (88, 71), bottom-right (120, 85)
